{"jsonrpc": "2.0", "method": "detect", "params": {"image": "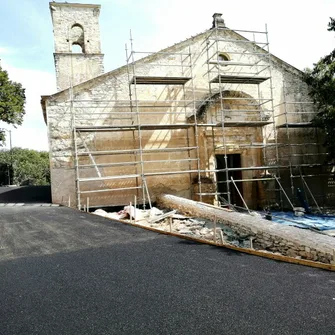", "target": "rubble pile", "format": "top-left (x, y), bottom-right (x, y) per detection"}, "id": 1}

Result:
top-left (92, 203), bottom-right (335, 264)
top-left (93, 206), bottom-right (251, 248)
